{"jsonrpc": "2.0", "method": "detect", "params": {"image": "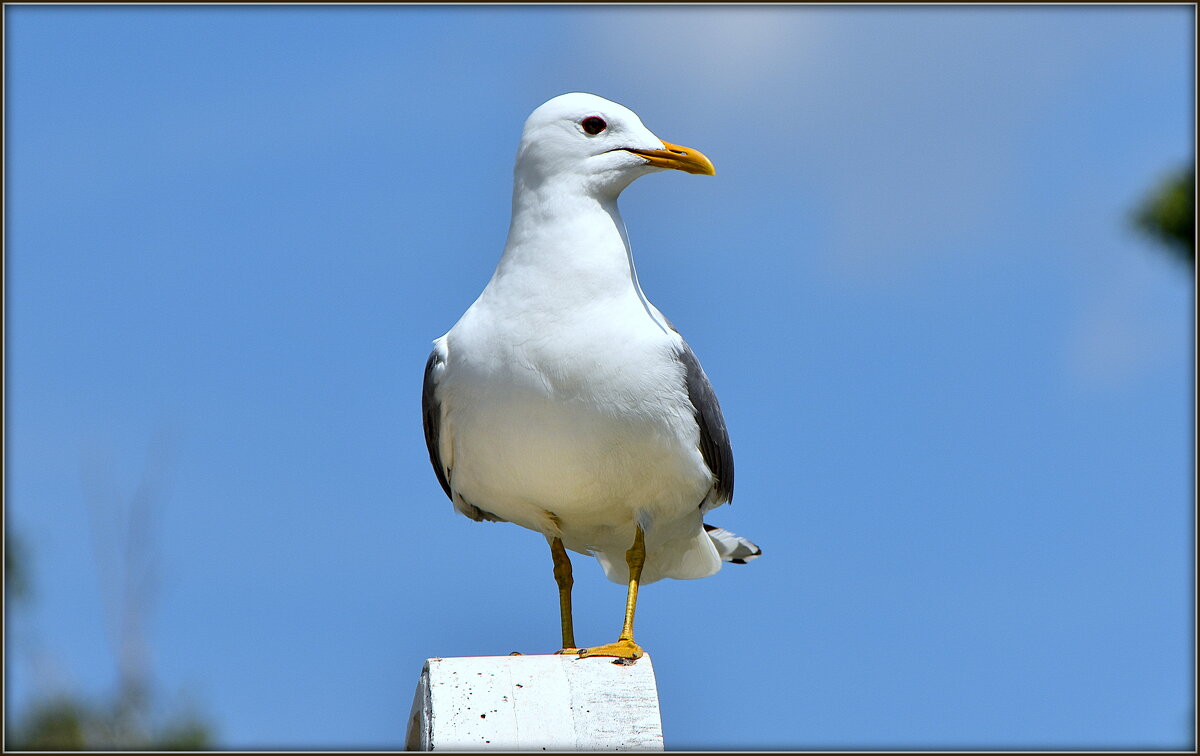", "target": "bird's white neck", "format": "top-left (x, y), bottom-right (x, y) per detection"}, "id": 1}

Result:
top-left (484, 177), bottom-right (644, 308)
